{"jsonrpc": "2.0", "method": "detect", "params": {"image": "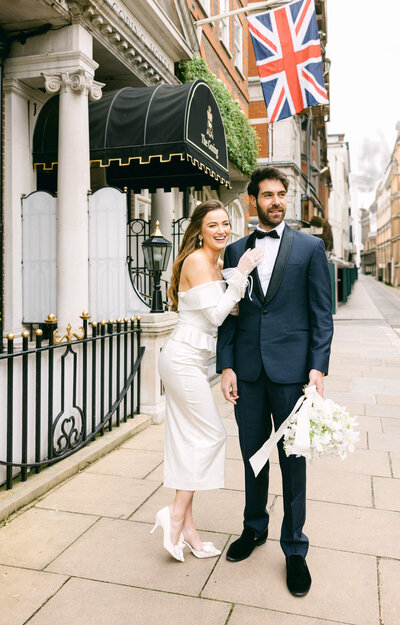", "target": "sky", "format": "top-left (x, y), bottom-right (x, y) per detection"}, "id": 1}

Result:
top-left (326, 0), bottom-right (400, 212)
